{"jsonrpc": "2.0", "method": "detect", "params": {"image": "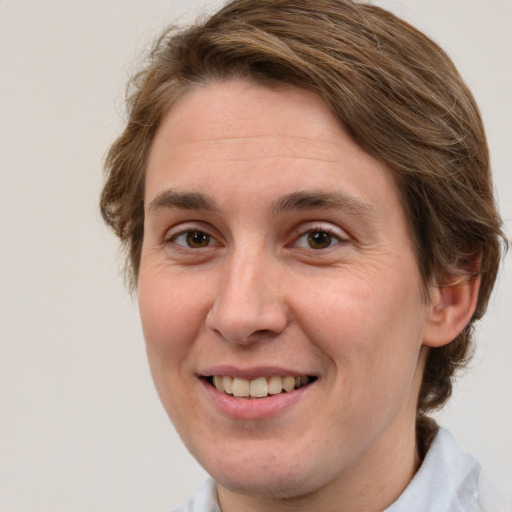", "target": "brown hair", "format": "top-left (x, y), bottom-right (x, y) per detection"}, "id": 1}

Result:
top-left (100, 0), bottom-right (506, 416)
